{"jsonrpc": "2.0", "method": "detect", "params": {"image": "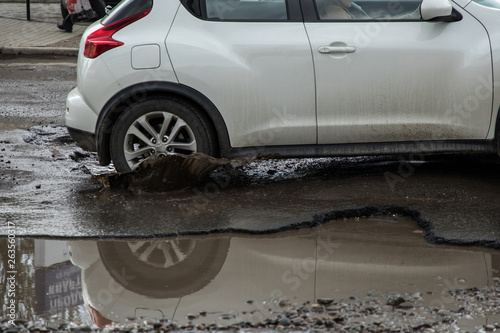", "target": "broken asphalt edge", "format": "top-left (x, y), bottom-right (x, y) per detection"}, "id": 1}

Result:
top-left (5, 205), bottom-right (500, 250)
